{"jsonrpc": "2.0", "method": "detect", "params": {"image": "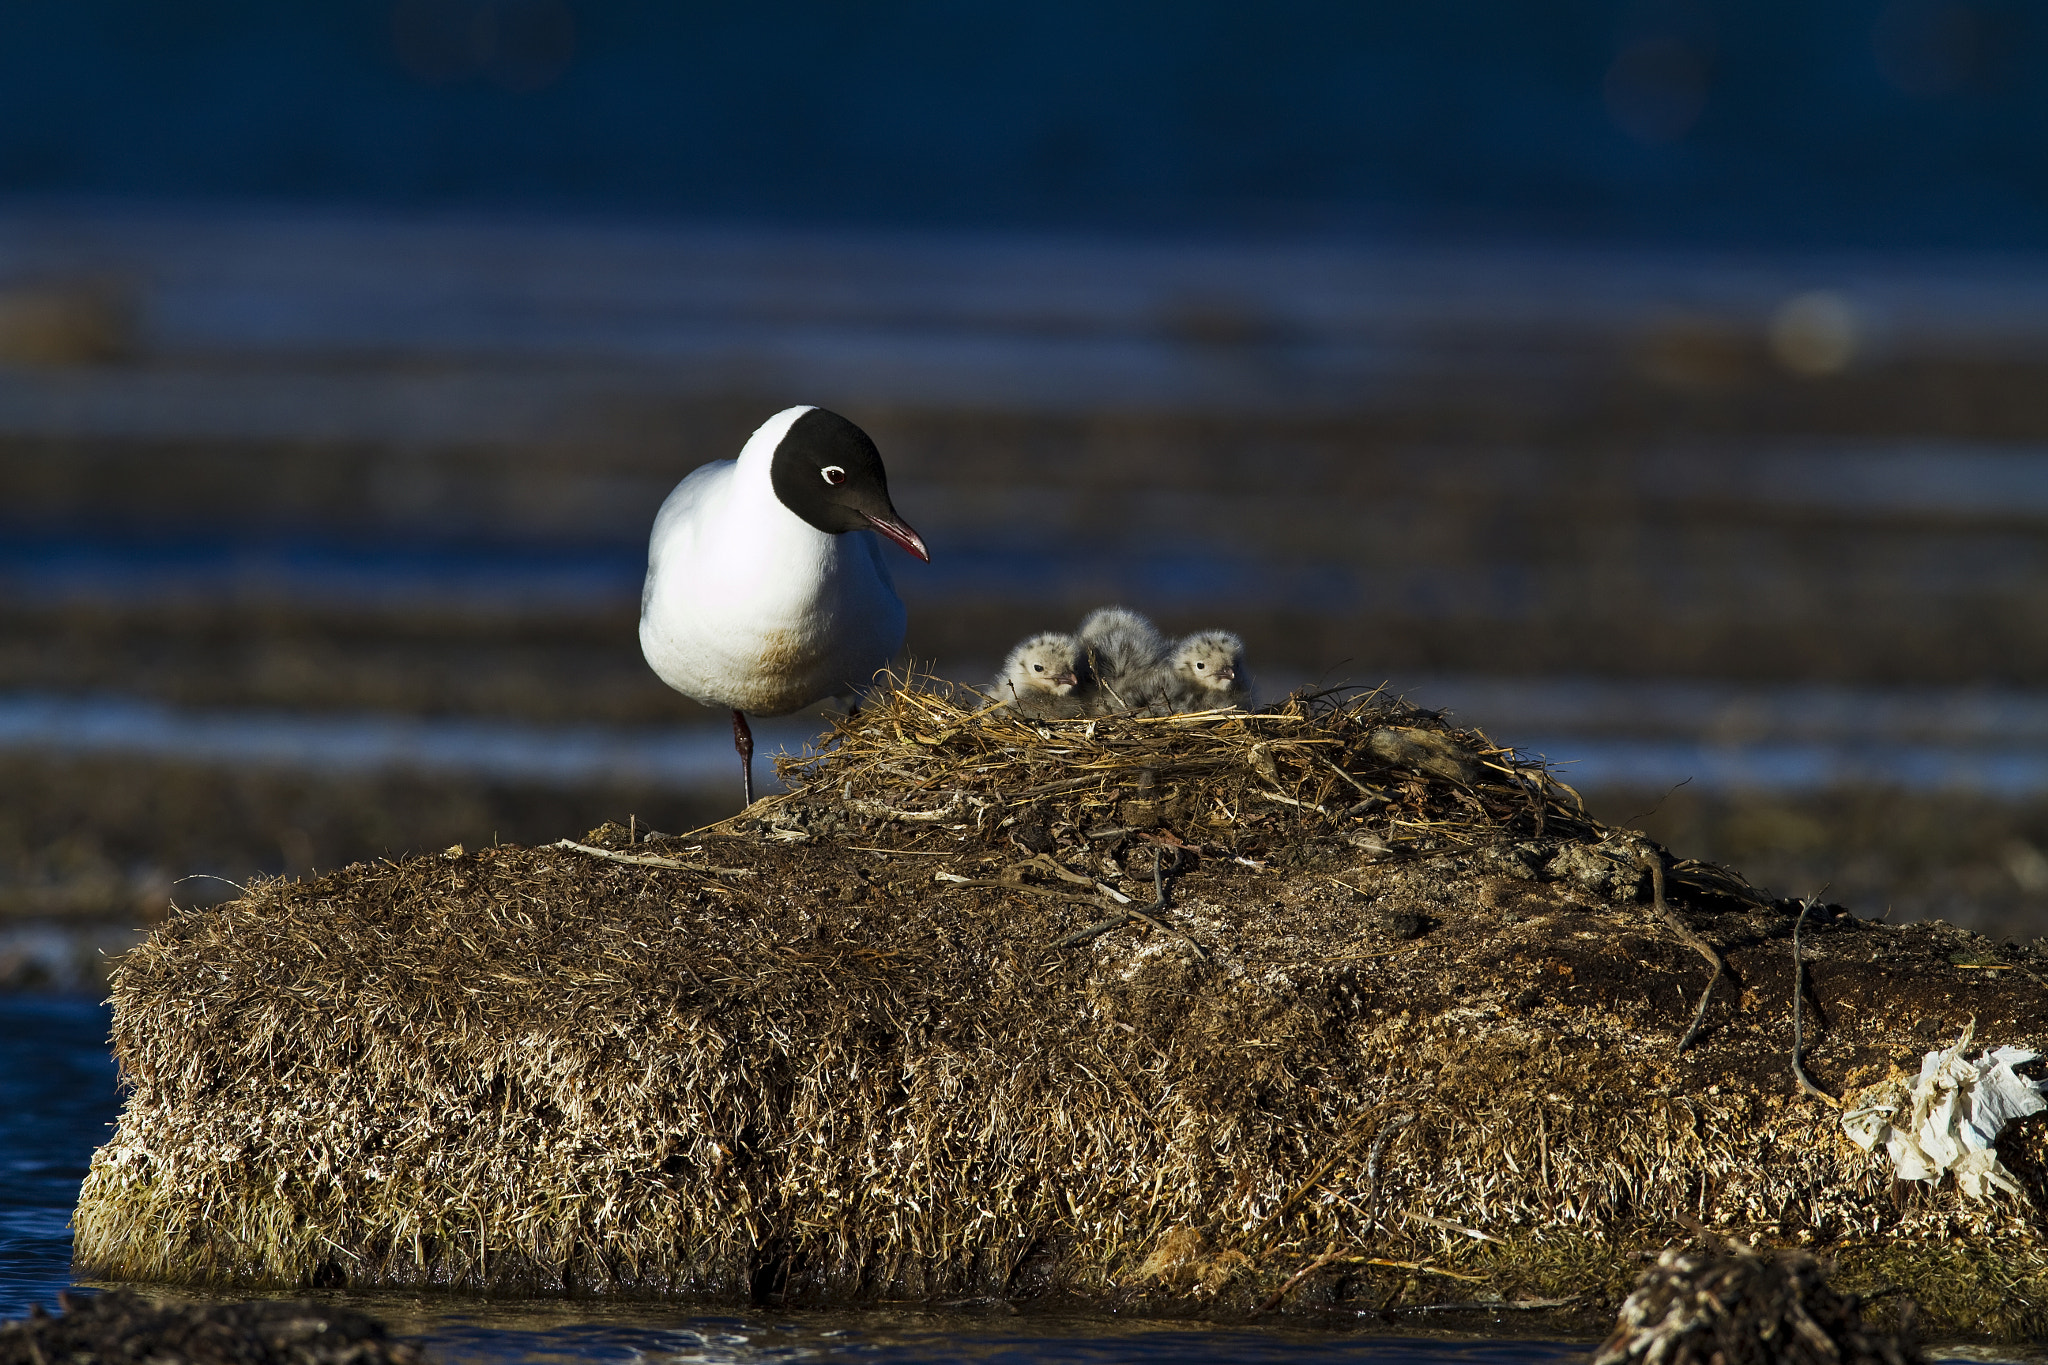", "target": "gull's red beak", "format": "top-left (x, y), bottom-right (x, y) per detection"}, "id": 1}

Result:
top-left (864, 512), bottom-right (930, 562)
